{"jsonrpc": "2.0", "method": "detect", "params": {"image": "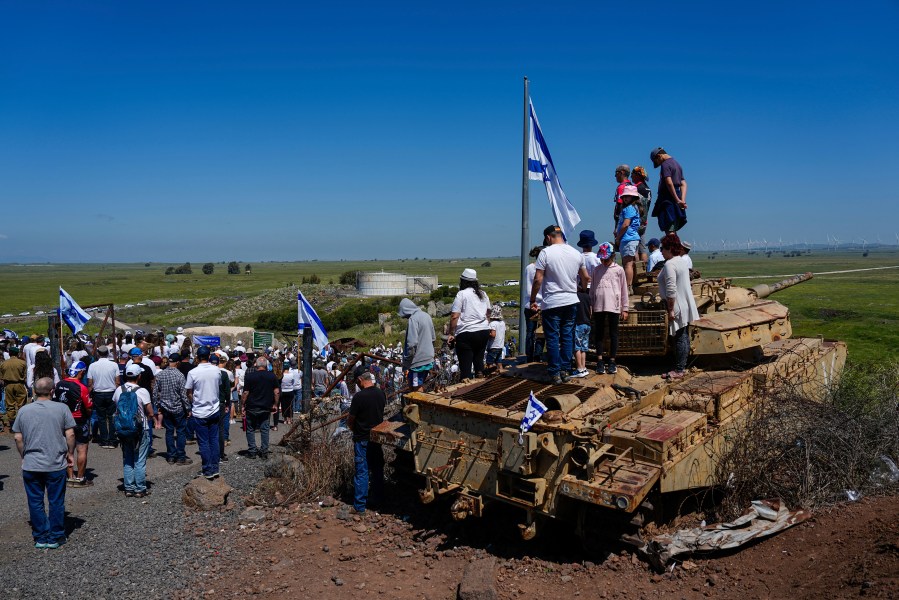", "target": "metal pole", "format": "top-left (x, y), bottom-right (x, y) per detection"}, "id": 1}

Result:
top-left (518, 76), bottom-right (530, 358)
top-left (301, 327), bottom-right (313, 413)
